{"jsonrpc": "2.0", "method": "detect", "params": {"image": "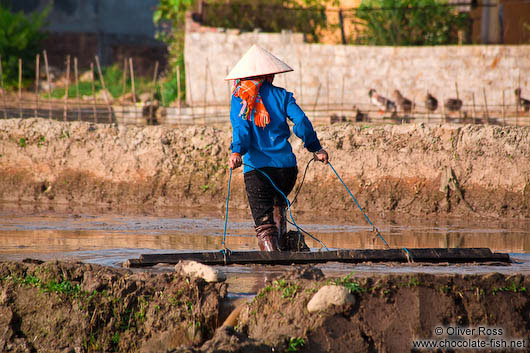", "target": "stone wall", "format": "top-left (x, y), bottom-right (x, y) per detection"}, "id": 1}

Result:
top-left (184, 28), bottom-right (530, 111)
